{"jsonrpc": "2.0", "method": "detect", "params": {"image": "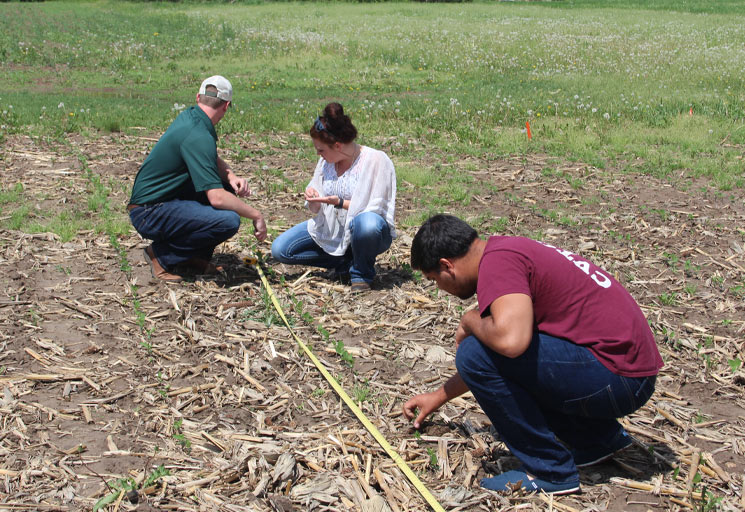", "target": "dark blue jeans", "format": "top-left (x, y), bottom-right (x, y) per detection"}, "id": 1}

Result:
top-left (270, 212), bottom-right (392, 284)
top-left (455, 332), bottom-right (656, 484)
top-left (129, 200), bottom-right (240, 270)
